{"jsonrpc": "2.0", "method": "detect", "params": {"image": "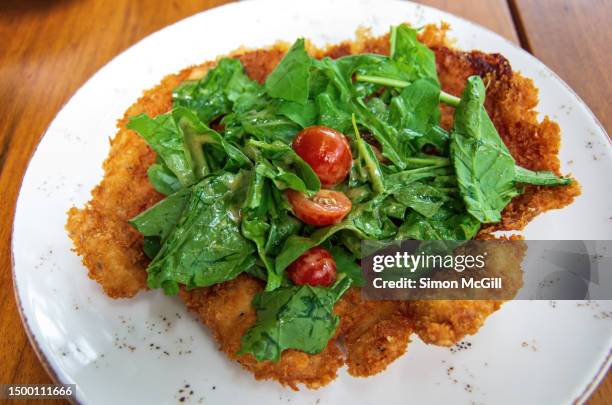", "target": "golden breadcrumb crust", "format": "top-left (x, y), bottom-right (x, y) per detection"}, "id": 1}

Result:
top-left (66, 24), bottom-right (580, 389)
